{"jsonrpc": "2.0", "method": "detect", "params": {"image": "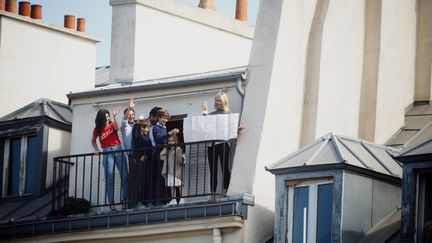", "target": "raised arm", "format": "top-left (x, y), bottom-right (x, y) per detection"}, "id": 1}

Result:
top-left (112, 108), bottom-right (119, 130)
top-left (123, 98), bottom-right (136, 120)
